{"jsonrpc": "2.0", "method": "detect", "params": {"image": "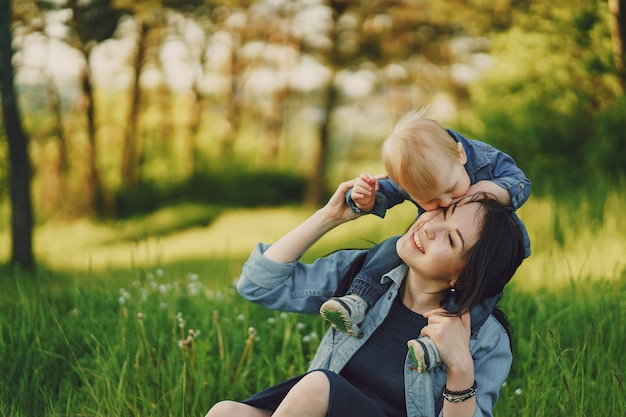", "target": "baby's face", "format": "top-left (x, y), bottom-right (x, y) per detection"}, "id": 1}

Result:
top-left (406, 160), bottom-right (471, 211)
